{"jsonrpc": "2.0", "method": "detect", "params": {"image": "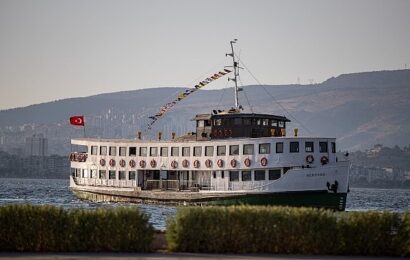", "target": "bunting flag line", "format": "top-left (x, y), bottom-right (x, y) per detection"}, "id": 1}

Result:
top-left (147, 68), bottom-right (232, 129)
